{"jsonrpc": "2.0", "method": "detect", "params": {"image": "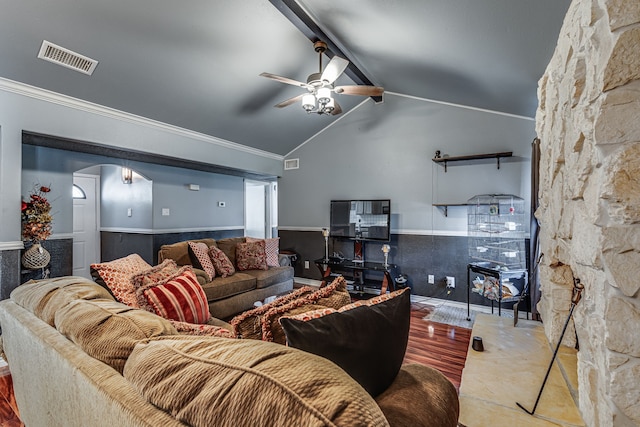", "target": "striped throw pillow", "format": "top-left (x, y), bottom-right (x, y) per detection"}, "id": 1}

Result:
top-left (143, 269), bottom-right (210, 324)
